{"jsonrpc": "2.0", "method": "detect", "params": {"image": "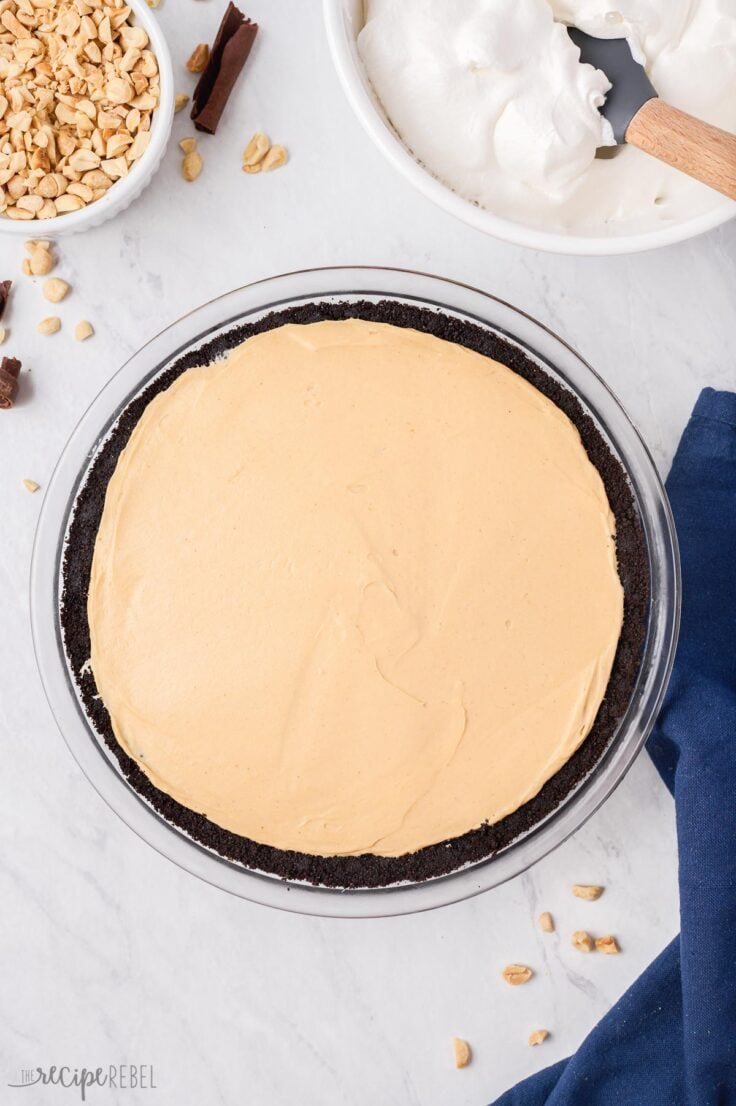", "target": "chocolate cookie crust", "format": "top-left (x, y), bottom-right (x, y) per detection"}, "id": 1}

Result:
top-left (60, 300), bottom-right (649, 889)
